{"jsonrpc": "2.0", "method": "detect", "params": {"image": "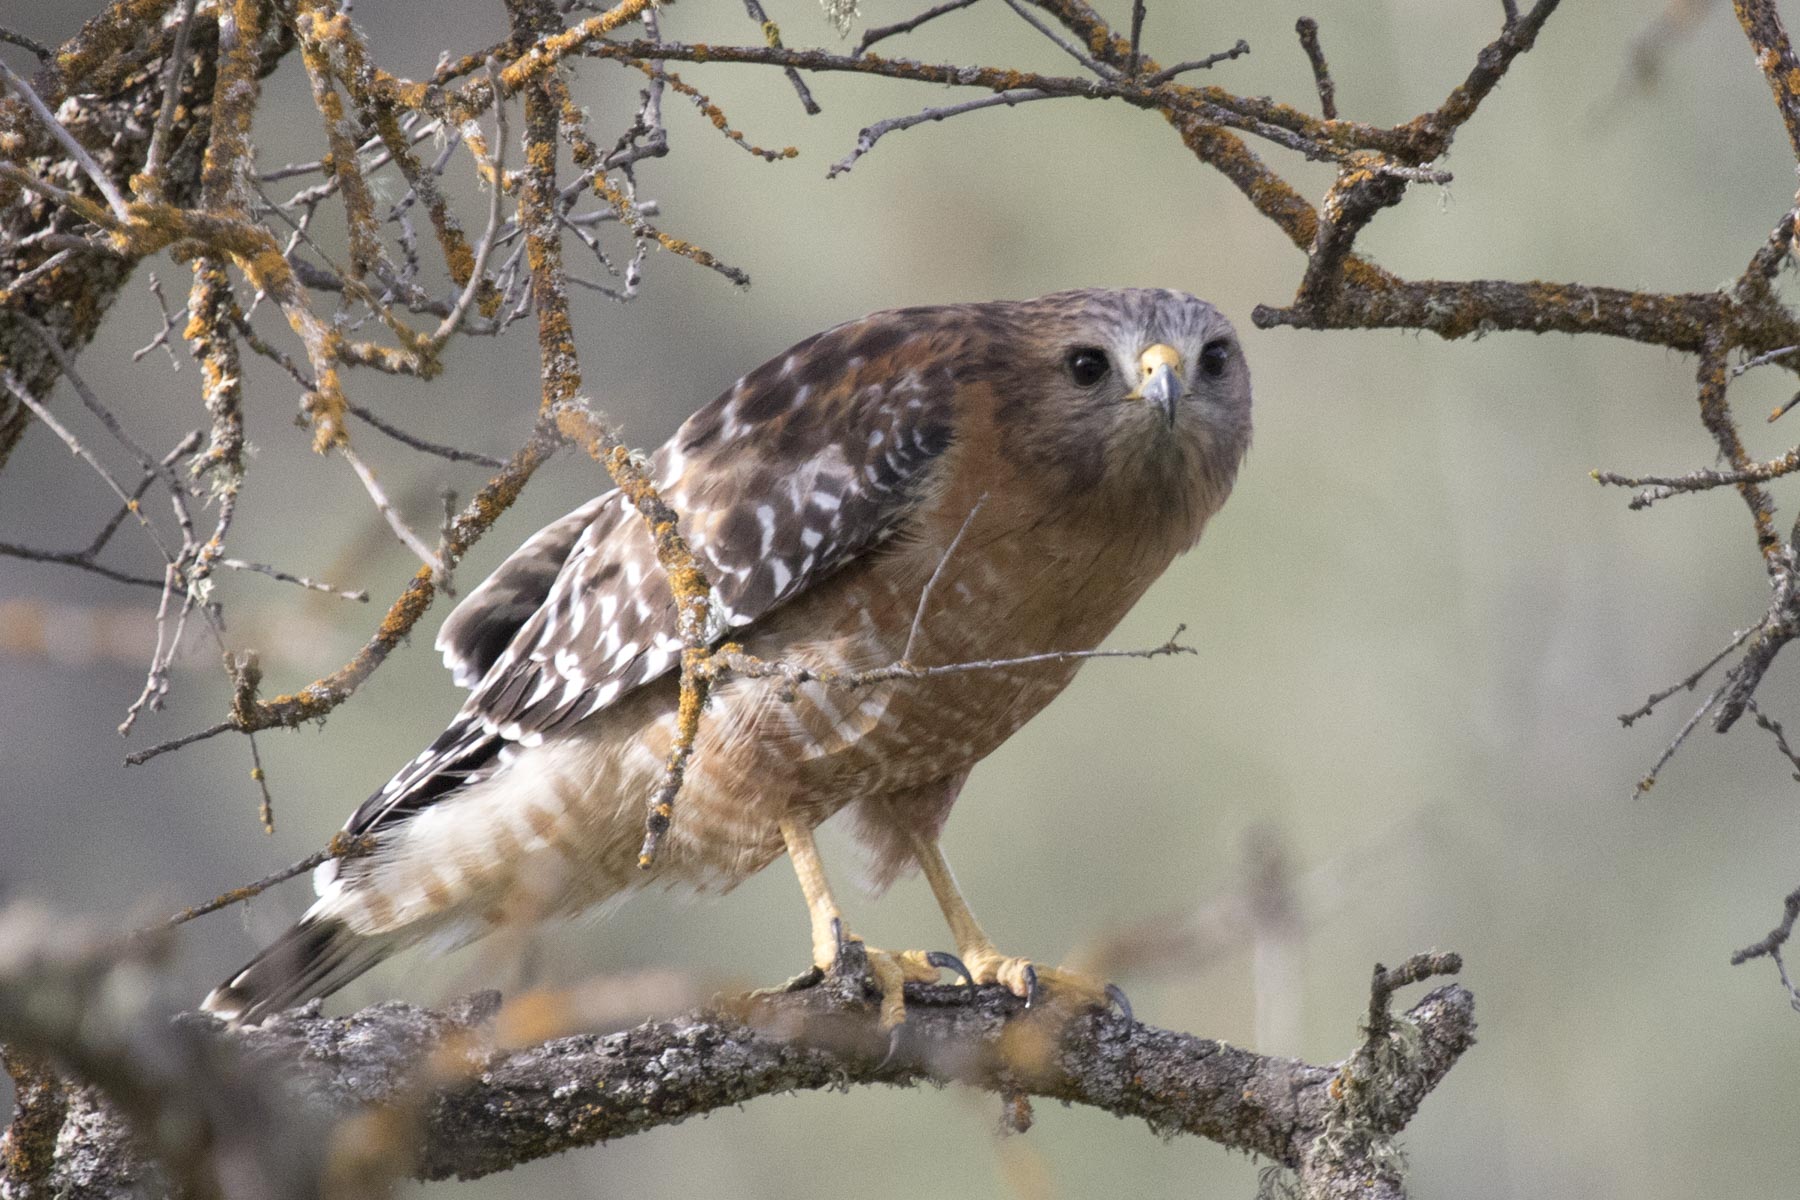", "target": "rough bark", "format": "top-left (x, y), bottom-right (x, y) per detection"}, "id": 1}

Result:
top-left (1, 925), bottom-right (1473, 1200)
